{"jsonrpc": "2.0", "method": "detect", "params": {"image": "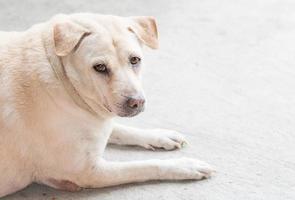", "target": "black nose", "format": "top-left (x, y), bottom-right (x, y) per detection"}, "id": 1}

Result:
top-left (126, 96), bottom-right (145, 110)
